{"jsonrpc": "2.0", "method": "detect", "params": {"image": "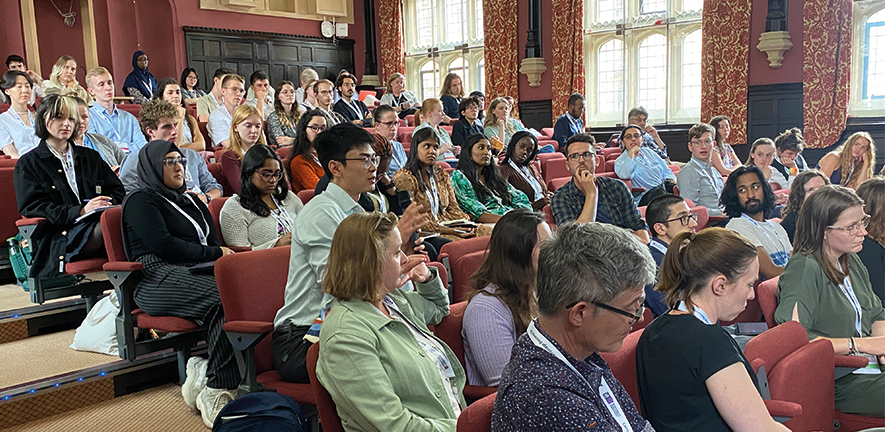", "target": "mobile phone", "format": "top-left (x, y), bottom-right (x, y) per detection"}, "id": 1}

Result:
top-left (397, 190), bottom-right (420, 247)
